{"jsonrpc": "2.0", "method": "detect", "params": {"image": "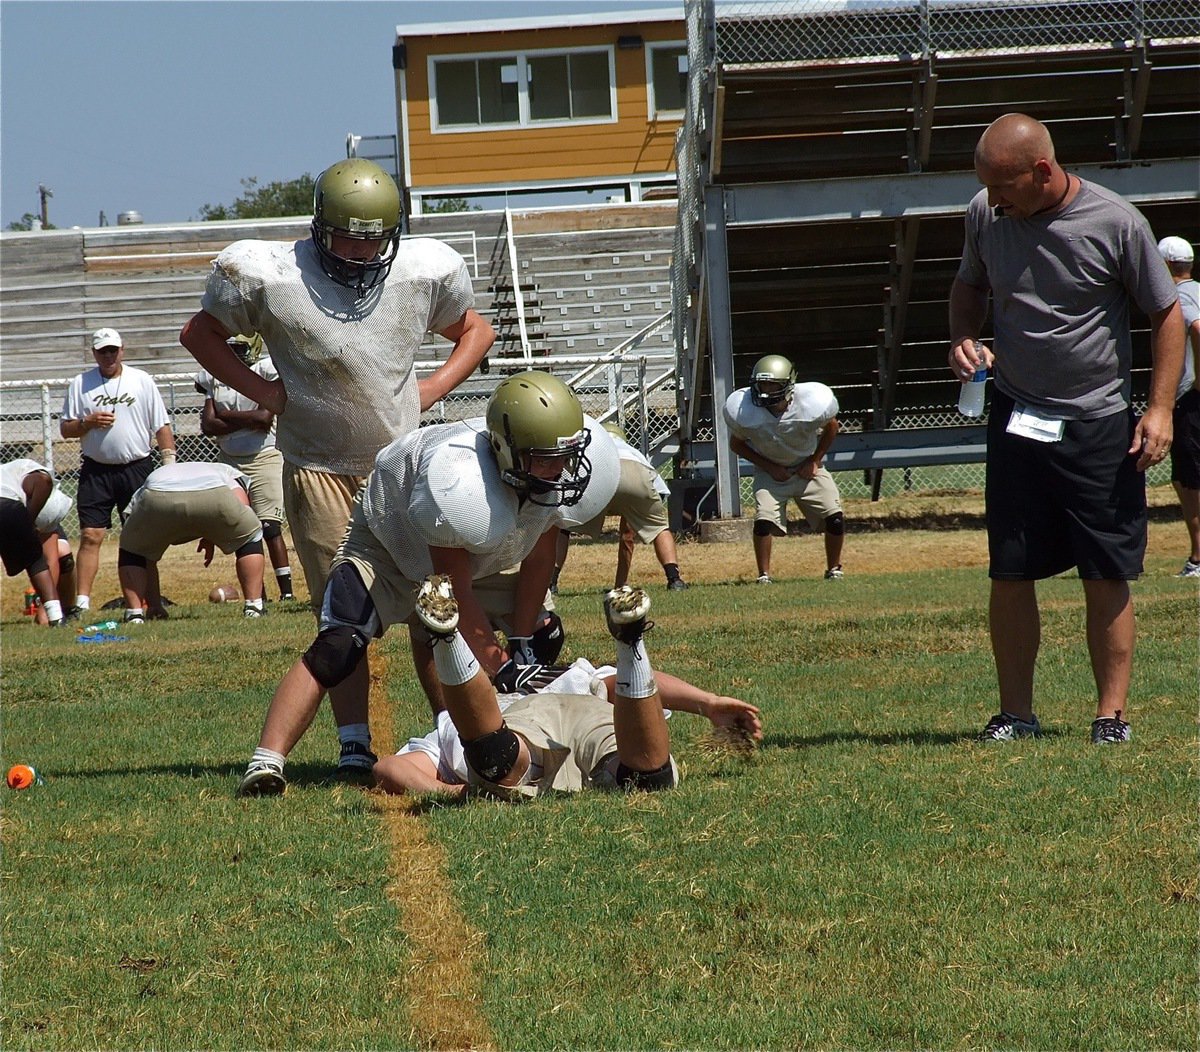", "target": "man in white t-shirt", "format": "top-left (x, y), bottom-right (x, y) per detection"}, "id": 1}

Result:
top-left (554, 421), bottom-right (687, 591)
top-left (0, 459), bottom-right (74, 626)
top-left (237, 371), bottom-right (620, 797)
top-left (1157, 236), bottom-right (1200, 578)
top-left (60, 327), bottom-right (176, 617)
top-left (195, 332), bottom-right (295, 601)
top-left (723, 355), bottom-right (846, 583)
top-left (117, 462), bottom-right (265, 623)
